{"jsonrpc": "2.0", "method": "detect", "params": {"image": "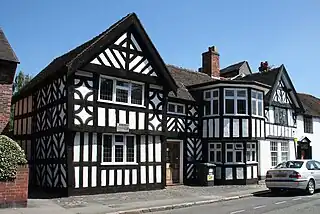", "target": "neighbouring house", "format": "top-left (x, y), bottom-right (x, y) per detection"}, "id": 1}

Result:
top-left (295, 93), bottom-right (320, 161)
top-left (0, 28), bottom-right (19, 134)
top-left (11, 13), bottom-right (319, 196)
